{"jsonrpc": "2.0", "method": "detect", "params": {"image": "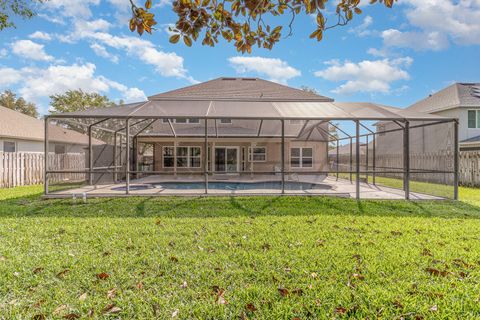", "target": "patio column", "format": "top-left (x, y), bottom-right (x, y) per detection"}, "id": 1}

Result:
top-left (126, 118), bottom-right (130, 195)
top-left (281, 119), bottom-right (285, 194)
top-left (88, 124), bottom-right (93, 185)
top-left (355, 120), bottom-right (360, 200)
top-left (454, 119), bottom-right (459, 200)
top-left (349, 137), bottom-right (353, 183)
top-left (204, 118), bottom-right (208, 194)
top-left (113, 132), bottom-right (117, 183)
top-left (44, 117), bottom-right (49, 195)
top-left (365, 135), bottom-right (369, 183)
top-left (372, 133), bottom-right (376, 185)
top-left (335, 138), bottom-right (339, 180)
top-left (403, 120), bottom-right (410, 200)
